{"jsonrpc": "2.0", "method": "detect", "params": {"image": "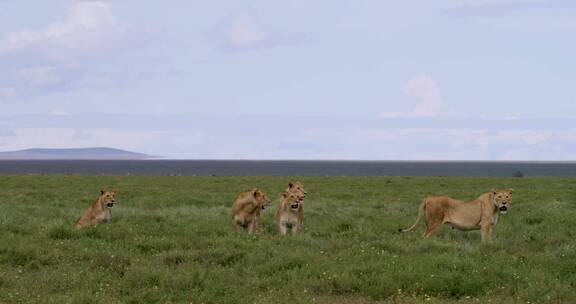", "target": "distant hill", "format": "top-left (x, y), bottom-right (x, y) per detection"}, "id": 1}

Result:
top-left (0, 147), bottom-right (153, 160)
